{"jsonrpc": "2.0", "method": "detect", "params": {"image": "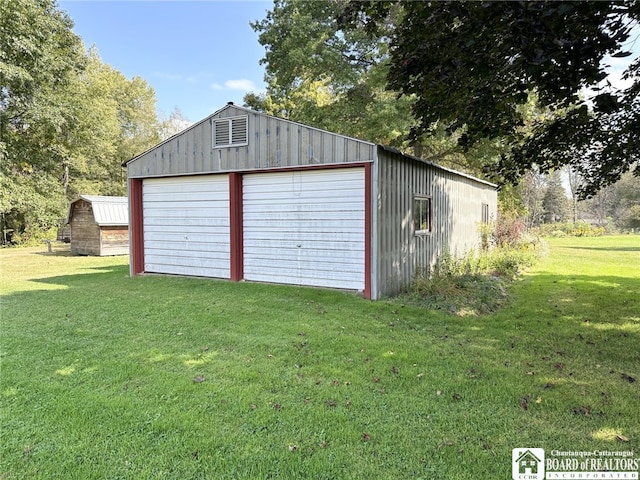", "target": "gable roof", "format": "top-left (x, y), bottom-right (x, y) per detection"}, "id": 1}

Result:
top-left (67, 195), bottom-right (128, 226)
top-left (123, 103), bottom-right (495, 190)
top-left (123, 102), bottom-right (376, 168)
